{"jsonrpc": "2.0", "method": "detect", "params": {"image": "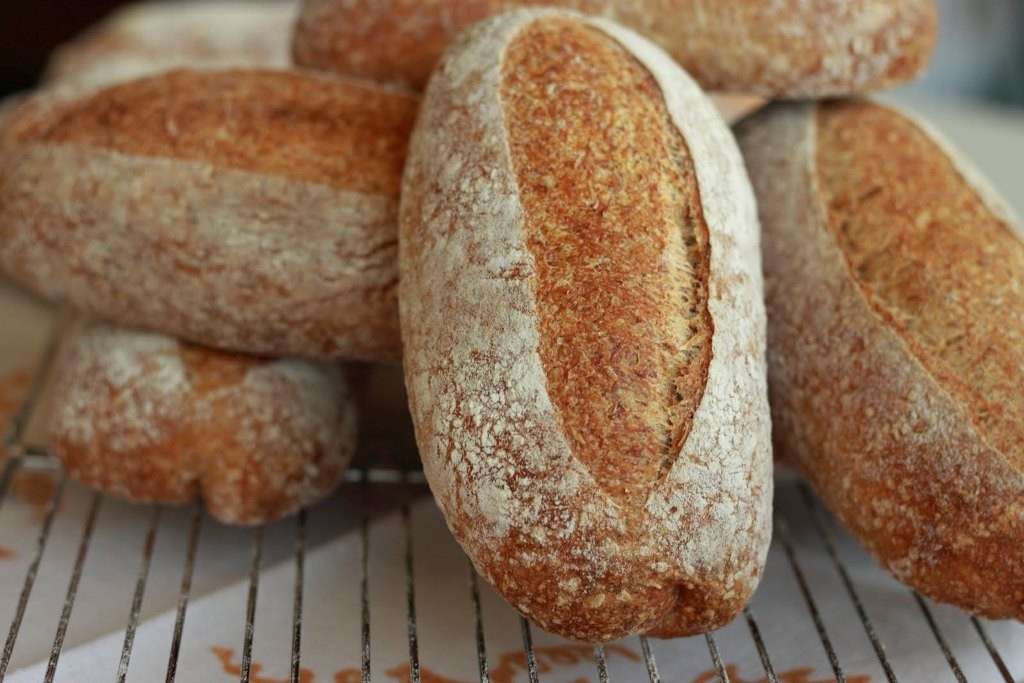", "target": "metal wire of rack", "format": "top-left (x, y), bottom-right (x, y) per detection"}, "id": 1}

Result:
top-left (0, 328), bottom-right (1019, 683)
